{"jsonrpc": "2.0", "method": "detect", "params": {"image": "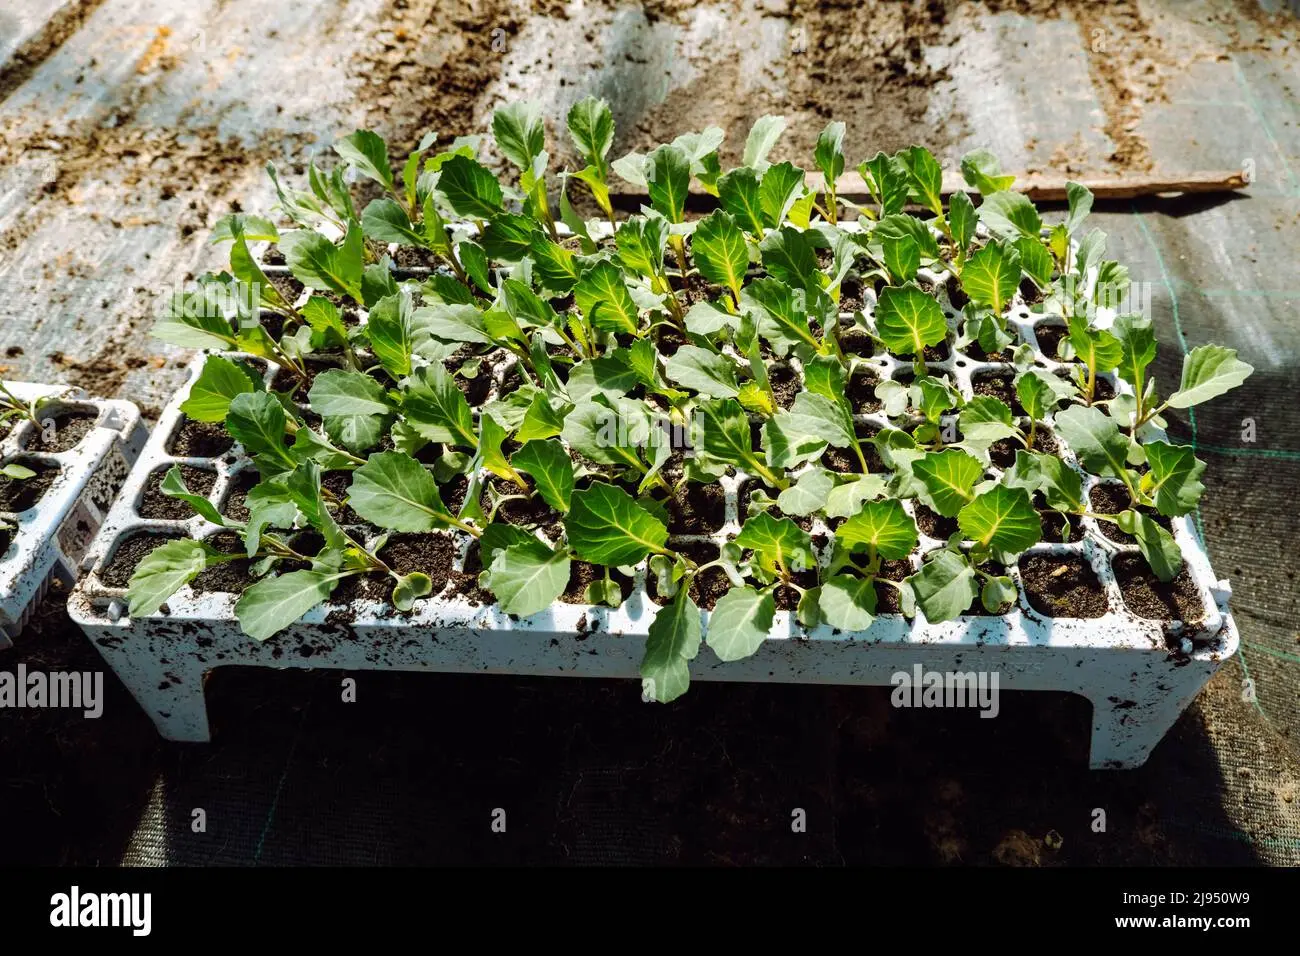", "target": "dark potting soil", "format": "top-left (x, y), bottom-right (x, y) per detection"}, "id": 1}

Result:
top-left (839, 278), bottom-right (867, 315)
top-left (483, 476), bottom-right (559, 527)
top-left (0, 459), bottom-right (59, 512)
top-left (988, 426), bottom-right (1059, 470)
top-left (670, 272), bottom-right (726, 308)
top-left (272, 358), bottom-right (337, 395)
top-left (1019, 277), bottom-right (1047, 306)
top-left (219, 469), bottom-right (261, 522)
top-left (168, 419), bottom-right (233, 459)
top-left (265, 271), bottom-right (303, 303)
top-left (335, 533), bottom-right (458, 605)
top-left (24, 408), bottom-right (98, 453)
top-left (450, 541), bottom-right (499, 606)
top-left (963, 561), bottom-right (1012, 616)
top-left (962, 339), bottom-right (1011, 363)
top-left (648, 541), bottom-right (729, 611)
top-left (972, 373), bottom-right (1024, 415)
top-left (846, 366), bottom-right (881, 413)
top-left (321, 470), bottom-right (364, 525)
top-left (261, 245), bottom-right (286, 266)
top-left (452, 363), bottom-right (492, 407)
top-left (890, 340), bottom-right (950, 365)
top-left (914, 503), bottom-right (958, 541)
top-left (738, 479), bottom-right (813, 532)
top-left (1034, 323), bottom-right (1069, 361)
top-left (667, 481), bottom-right (726, 535)
top-left (946, 274), bottom-right (970, 309)
top-left (190, 532), bottom-right (254, 596)
top-left (0, 528), bottom-right (11, 556)
top-left (392, 245), bottom-right (441, 269)
top-left (138, 464), bottom-right (217, 519)
top-left (1089, 484), bottom-right (1172, 544)
top-left (769, 364), bottom-right (800, 409)
top-left (1038, 501), bottom-right (1083, 544)
top-left (1111, 554), bottom-right (1205, 624)
top-left (821, 429), bottom-right (884, 475)
top-left (100, 532), bottom-right (185, 589)
top-left (656, 326), bottom-right (688, 357)
top-left (1019, 554), bottom-right (1108, 619)
top-left (874, 558), bottom-right (913, 613)
top-left (1093, 378), bottom-right (1116, 402)
top-left (773, 572), bottom-right (817, 611)
top-left (440, 474), bottom-right (470, 516)
top-left (837, 325), bottom-right (874, 356)
top-left (560, 561), bottom-right (634, 606)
